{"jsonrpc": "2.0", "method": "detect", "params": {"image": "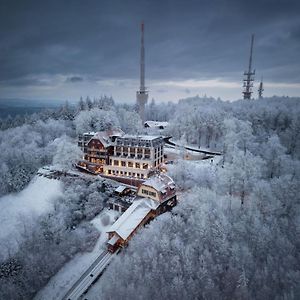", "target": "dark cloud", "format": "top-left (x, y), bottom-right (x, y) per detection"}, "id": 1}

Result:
top-left (66, 76), bottom-right (84, 83)
top-left (0, 0), bottom-right (299, 96)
